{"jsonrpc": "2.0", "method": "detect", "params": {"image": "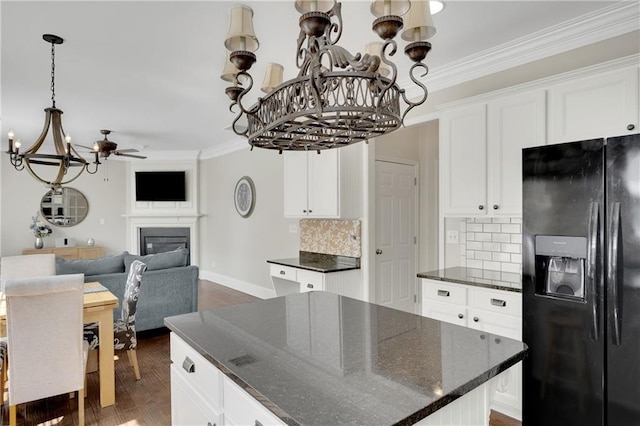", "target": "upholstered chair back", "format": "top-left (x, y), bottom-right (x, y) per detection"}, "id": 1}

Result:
top-left (115, 260), bottom-right (147, 350)
top-left (5, 273), bottom-right (85, 405)
top-left (0, 254), bottom-right (56, 291)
